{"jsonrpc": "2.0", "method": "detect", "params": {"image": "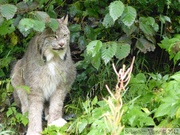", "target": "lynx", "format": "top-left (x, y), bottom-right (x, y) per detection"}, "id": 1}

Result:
top-left (11, 16), bottom-right (76, 135)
